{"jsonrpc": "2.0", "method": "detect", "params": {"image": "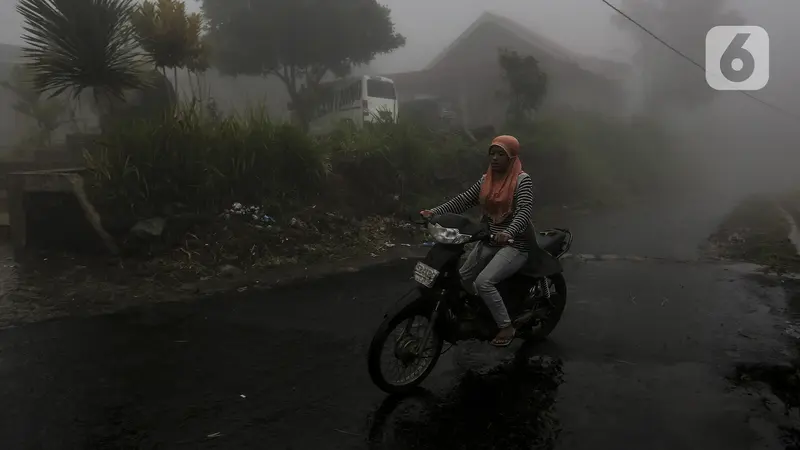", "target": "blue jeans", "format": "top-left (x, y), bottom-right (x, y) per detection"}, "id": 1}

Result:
top-left (459, 242), bottom-right (528, 328)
